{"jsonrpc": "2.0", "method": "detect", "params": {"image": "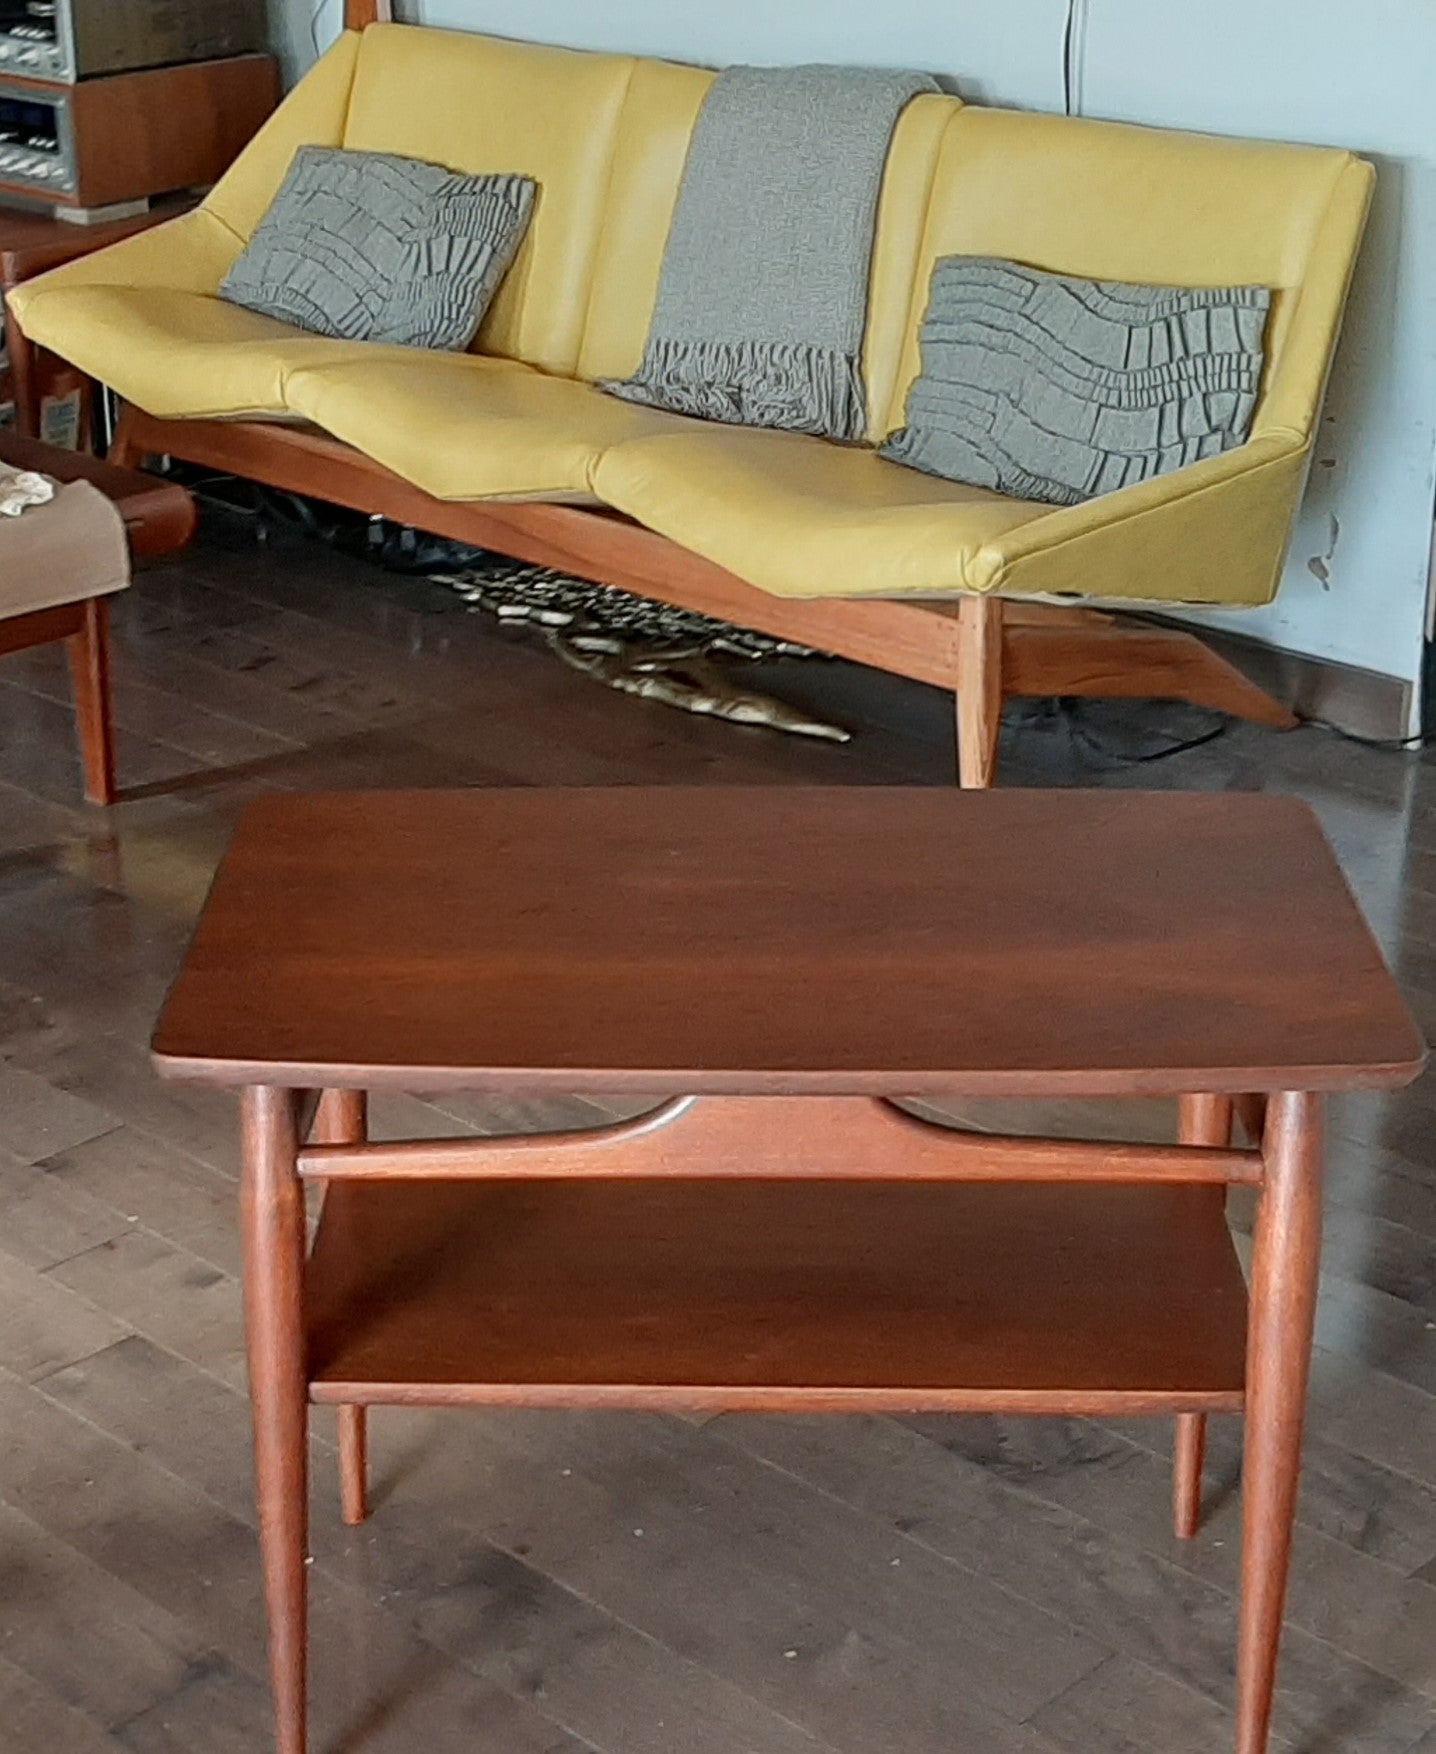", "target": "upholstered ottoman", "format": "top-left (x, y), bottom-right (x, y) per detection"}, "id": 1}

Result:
top-left (0, 433), bottom-right (195, 803)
